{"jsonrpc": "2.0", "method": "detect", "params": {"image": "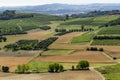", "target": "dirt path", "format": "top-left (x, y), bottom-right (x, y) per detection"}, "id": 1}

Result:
top-left (0, 70), bottom-right (104, 80)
